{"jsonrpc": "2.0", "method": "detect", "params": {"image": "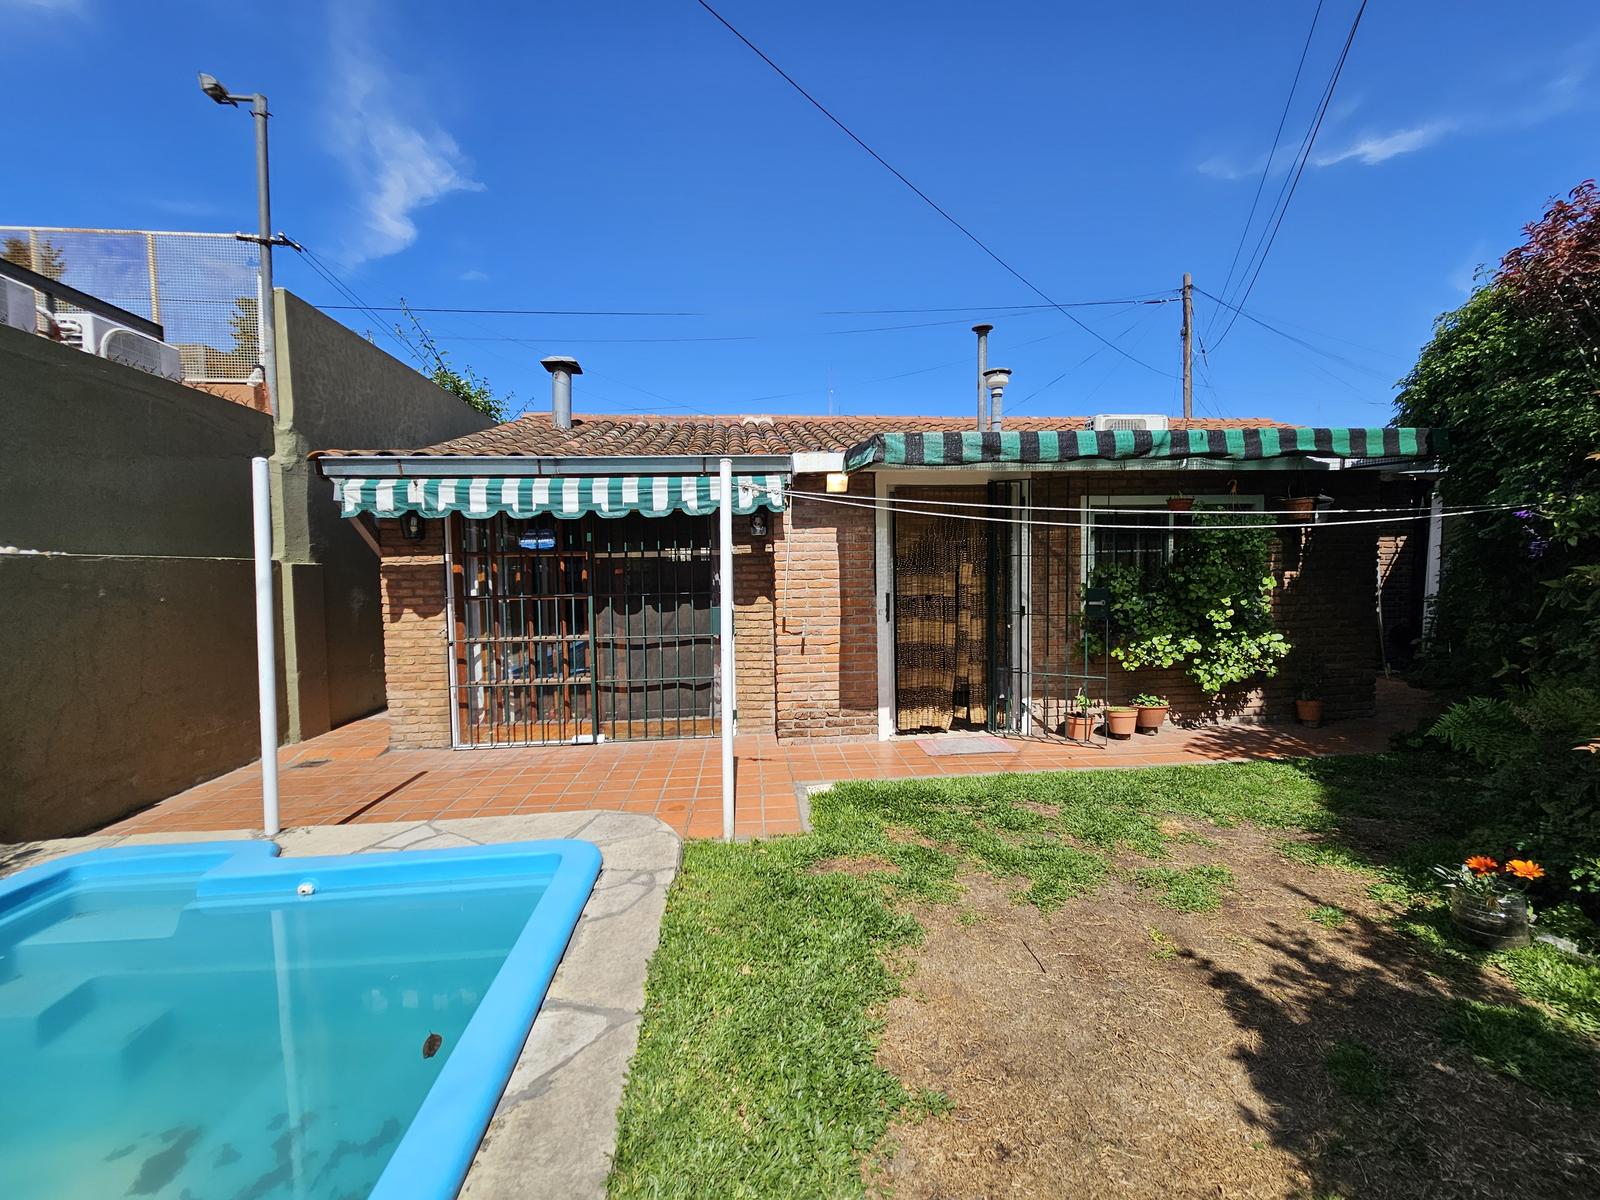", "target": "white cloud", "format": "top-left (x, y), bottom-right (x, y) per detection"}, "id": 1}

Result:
top-left (1311, 121), bottom-right (1454, 168)
top-left (459, 268), bottom-right (489, 283)
top-left (328, 10), bottom-right (483, 265)
top-left (3, 0), bottom-right (85, 11)
top-left (1199, 35), bottom-right (1597, 182)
